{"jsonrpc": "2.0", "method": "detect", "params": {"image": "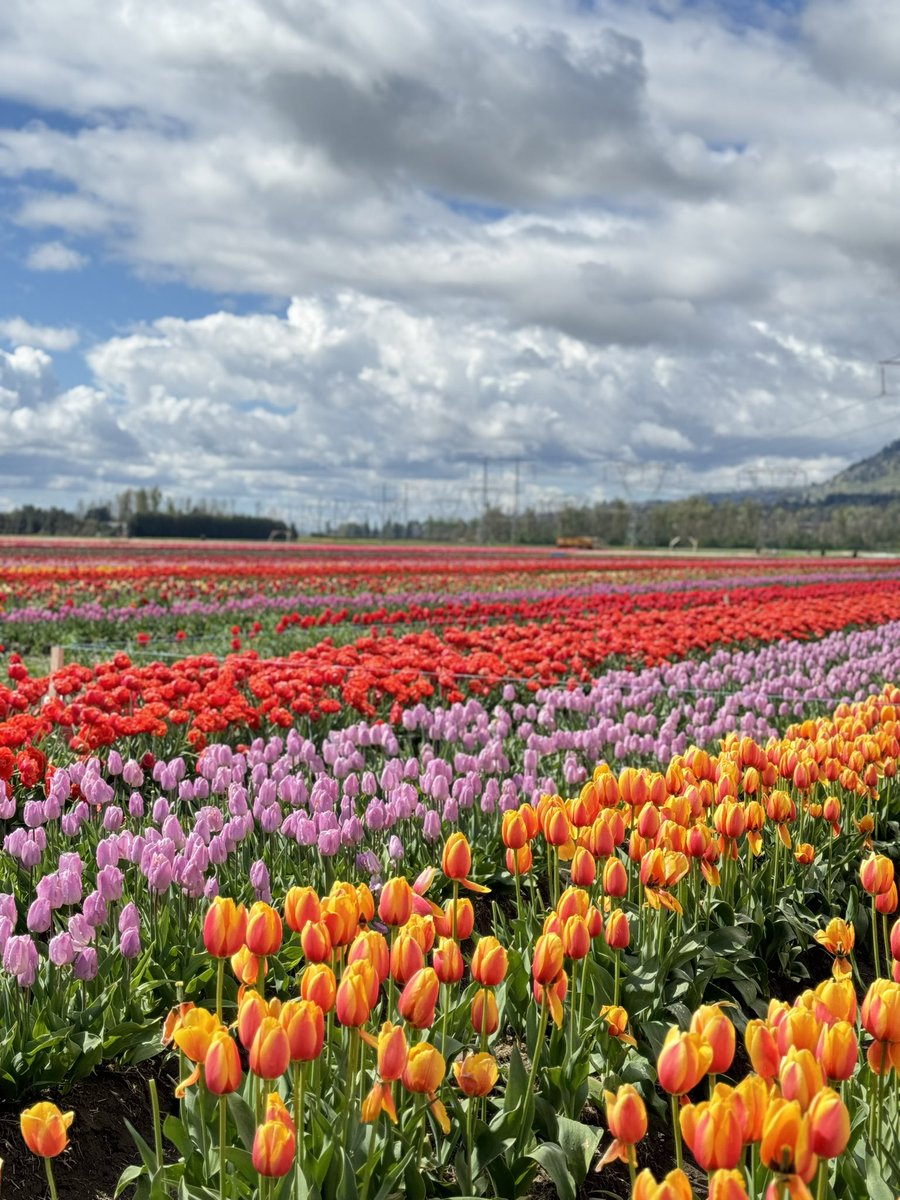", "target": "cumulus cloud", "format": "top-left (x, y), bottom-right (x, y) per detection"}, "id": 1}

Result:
top-left (0, 0), bottom-right (898, 509)
top-left (0, 317), bottom-right (79, 351)
top-left (26, 240), bottom-right (87, 271)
